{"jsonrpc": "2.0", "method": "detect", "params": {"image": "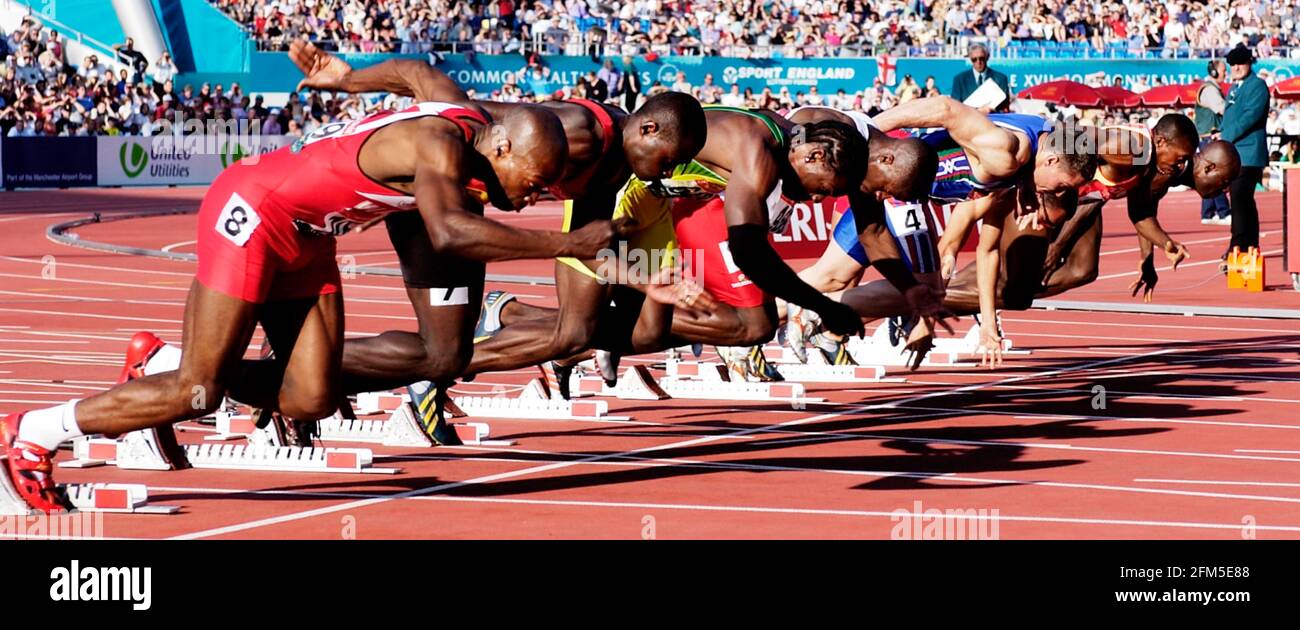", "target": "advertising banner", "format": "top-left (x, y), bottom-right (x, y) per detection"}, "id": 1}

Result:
top-left (96, 134), bottom-right (294, 186)
top-left (1, 137), bottom-right (97, 189)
